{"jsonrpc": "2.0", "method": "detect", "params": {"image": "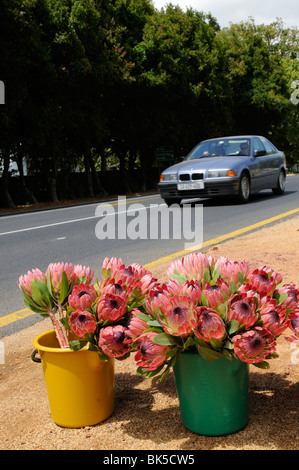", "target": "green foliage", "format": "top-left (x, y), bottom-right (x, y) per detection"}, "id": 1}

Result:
top-left (1, 1), bottom-right (298, 207)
